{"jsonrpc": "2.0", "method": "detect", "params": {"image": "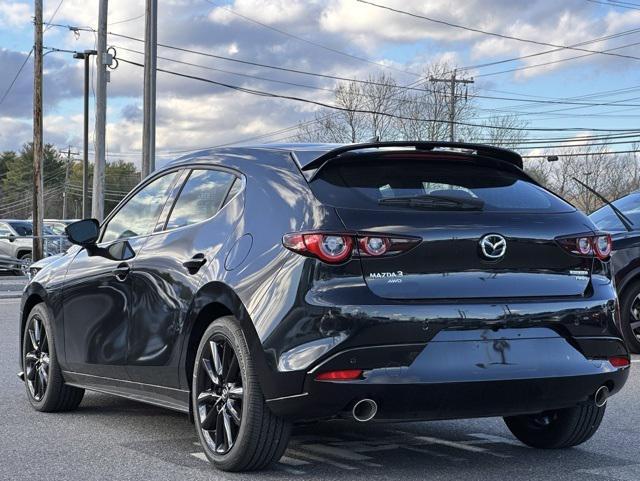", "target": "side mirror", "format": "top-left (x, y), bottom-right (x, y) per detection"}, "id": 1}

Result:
top-left (65, 219), bottom-right (100, 246)
top-left (7, 234), bottom-right (16, 242)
